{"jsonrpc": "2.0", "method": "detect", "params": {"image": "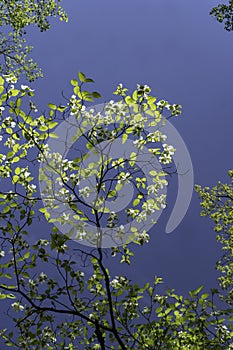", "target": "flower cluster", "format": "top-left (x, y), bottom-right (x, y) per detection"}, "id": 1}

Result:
top-left (21, 85), bottom-right (34, 92)
top-left (113, 83), bottom-right (128, 96)
top-left (38, 272), bottom-right (48, 284)
top-left (2, 116), bottom-right (16, 128)
top-left (117, 171), bottom-right (131, 185)
top-left (115, 224), bottom-right (125, 240)
top-left (79, 186), bottom-right (92, 198)
top-left (126, 208), bottom-right (139, 218)
top-left (74, 223), bottom-right (87, 241)
top-left (136, 211), bottom-right (147, 223)
top-left (37, 239), bottom-right (49, 246)
top-left (68, 94), bottom-right (84, 115)
top-left (156, 194), bottom-right (167, 209)
top-left (11, 302), bottom-right (24, 312)
top-left (0, 250), bottom-right (5, 257)
top-left (156, 99), bottom-right (182, 116)
top-left (147, 181), bottom-right (167, 195)
top-left (159, 143), bottom-right (176, 164)
top-left (3, 74), bottom-right (17, 84)
top-left (147, 130), bottom-right (167, 143)
top-left (110, 276), bottom-right (129, 289)
top-left (136, 84), bottom-right (151, 99)
top-left (136, 230), bottom-right (150, 244)
top-left (104, 100), bottom-right (127, 123)
top-left (0, 106), bottom-right (5, 116)
top-left (41, 326), bottom-right (57, 344)
top-left (133, 136), bottom-right (146, 150)
top-left (142, 200), bottom-right (156, 215)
